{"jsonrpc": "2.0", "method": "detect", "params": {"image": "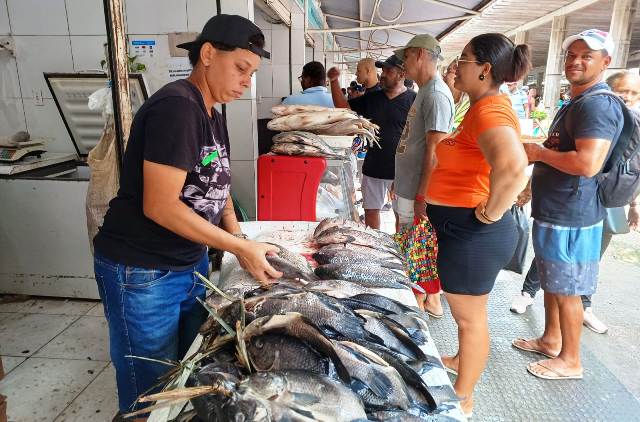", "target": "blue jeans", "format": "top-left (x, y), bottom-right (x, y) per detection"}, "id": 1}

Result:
top-left (94, 252), bottom-right (208, 413)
